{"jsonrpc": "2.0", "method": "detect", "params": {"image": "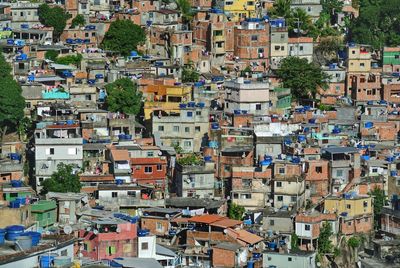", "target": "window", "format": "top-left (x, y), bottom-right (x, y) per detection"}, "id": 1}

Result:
top-left (153, 164), bottom-right (161, 172)
top-left (26, 102), bottom-right (31, 109)
top-left (183, 141), bottom-right (191, 147)
top-left (279, 168), bottom-right (285, 174)
top-left (173, 126), bottom-right (180, 132)
top-left (141, 242), bottom-right (148, 250)
top-left (299, 46), bottom-right (303, 51)
top-left (127, 191), bottom-right (136, 197)
top-left (316, 166), bottom-right (322, 173)
top-left (276, 181), bottom-right (282, 187)
top-left (242, 179), bottom-right (251, 187)
top-left (247, 1), bottom-right (254, 5)
top-left (147, 151), bottom-right (154, 157)
top-left (305, 224), bottom-right (310, 231)
top-left (10, 193), bottom-right (18, 198)
top-left (135, 165), bottom-right (141, 170)
top-left (347, 221), bottom-right (352, 226)
top-left (156, 222), bottom-right (163, 231)
top-left (187, 111), bottom-right (193, 117)
top-left (288, 257), bottom-right (292, 261)
top-left (225, 1), bottom-right (233, 5)
top-left (346, 204), bottom-right (351, 209)
top-left (145, 166), bottom-right (153, 173)
top-left (158, 126), bottom-right (164, 132)
top-left (372, 168), bottom-right (378, 173)
top-left (268, 257), bottom-right (272, 261)
top-left (336, 170), bottom-right (343, 177)
top-left (196, 110), bottom-right (202, 116)
top-left (360, 63), bottom-right (365, 67)
top-left (307, 6), bottom-right (311, 11)
top-left (395, 55), bottom-right (400, 59)
top-left (364, 218), bottom-right (368, 222)
top-left (291, 196), bottom-right (297, 202)
top-left (83, 243), bottom-right (89, 251)
top-left (277, 196), bottom-right (283, 201)
top-left (112, 192), bottom-right (118, 198)
top-left (256, 104), bottom-right (262, 110)
top-left (275, 45), bottom-right (280, 51)
top-left (46, 148), bottom-right (55, 155)
top-left (363, 201), bottom-right (368, 207)
top-left (195, 126), bottom-right (201, 132)
top-left (270, 220), bottom-right (274, 226)
top-left (241, 193), bottom-right (252, 199)
top-left (68, 148), bottom-right (77, 155)
top-left (18, 63), bottom-right (24, 69)
top-left (185, 127), bottom-right (190, 133)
